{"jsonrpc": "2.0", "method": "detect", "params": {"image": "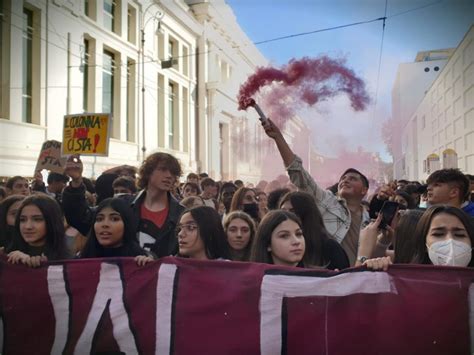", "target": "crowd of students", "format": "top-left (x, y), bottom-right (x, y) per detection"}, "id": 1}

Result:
top-left (0, 117), bottom-right (473, 272)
